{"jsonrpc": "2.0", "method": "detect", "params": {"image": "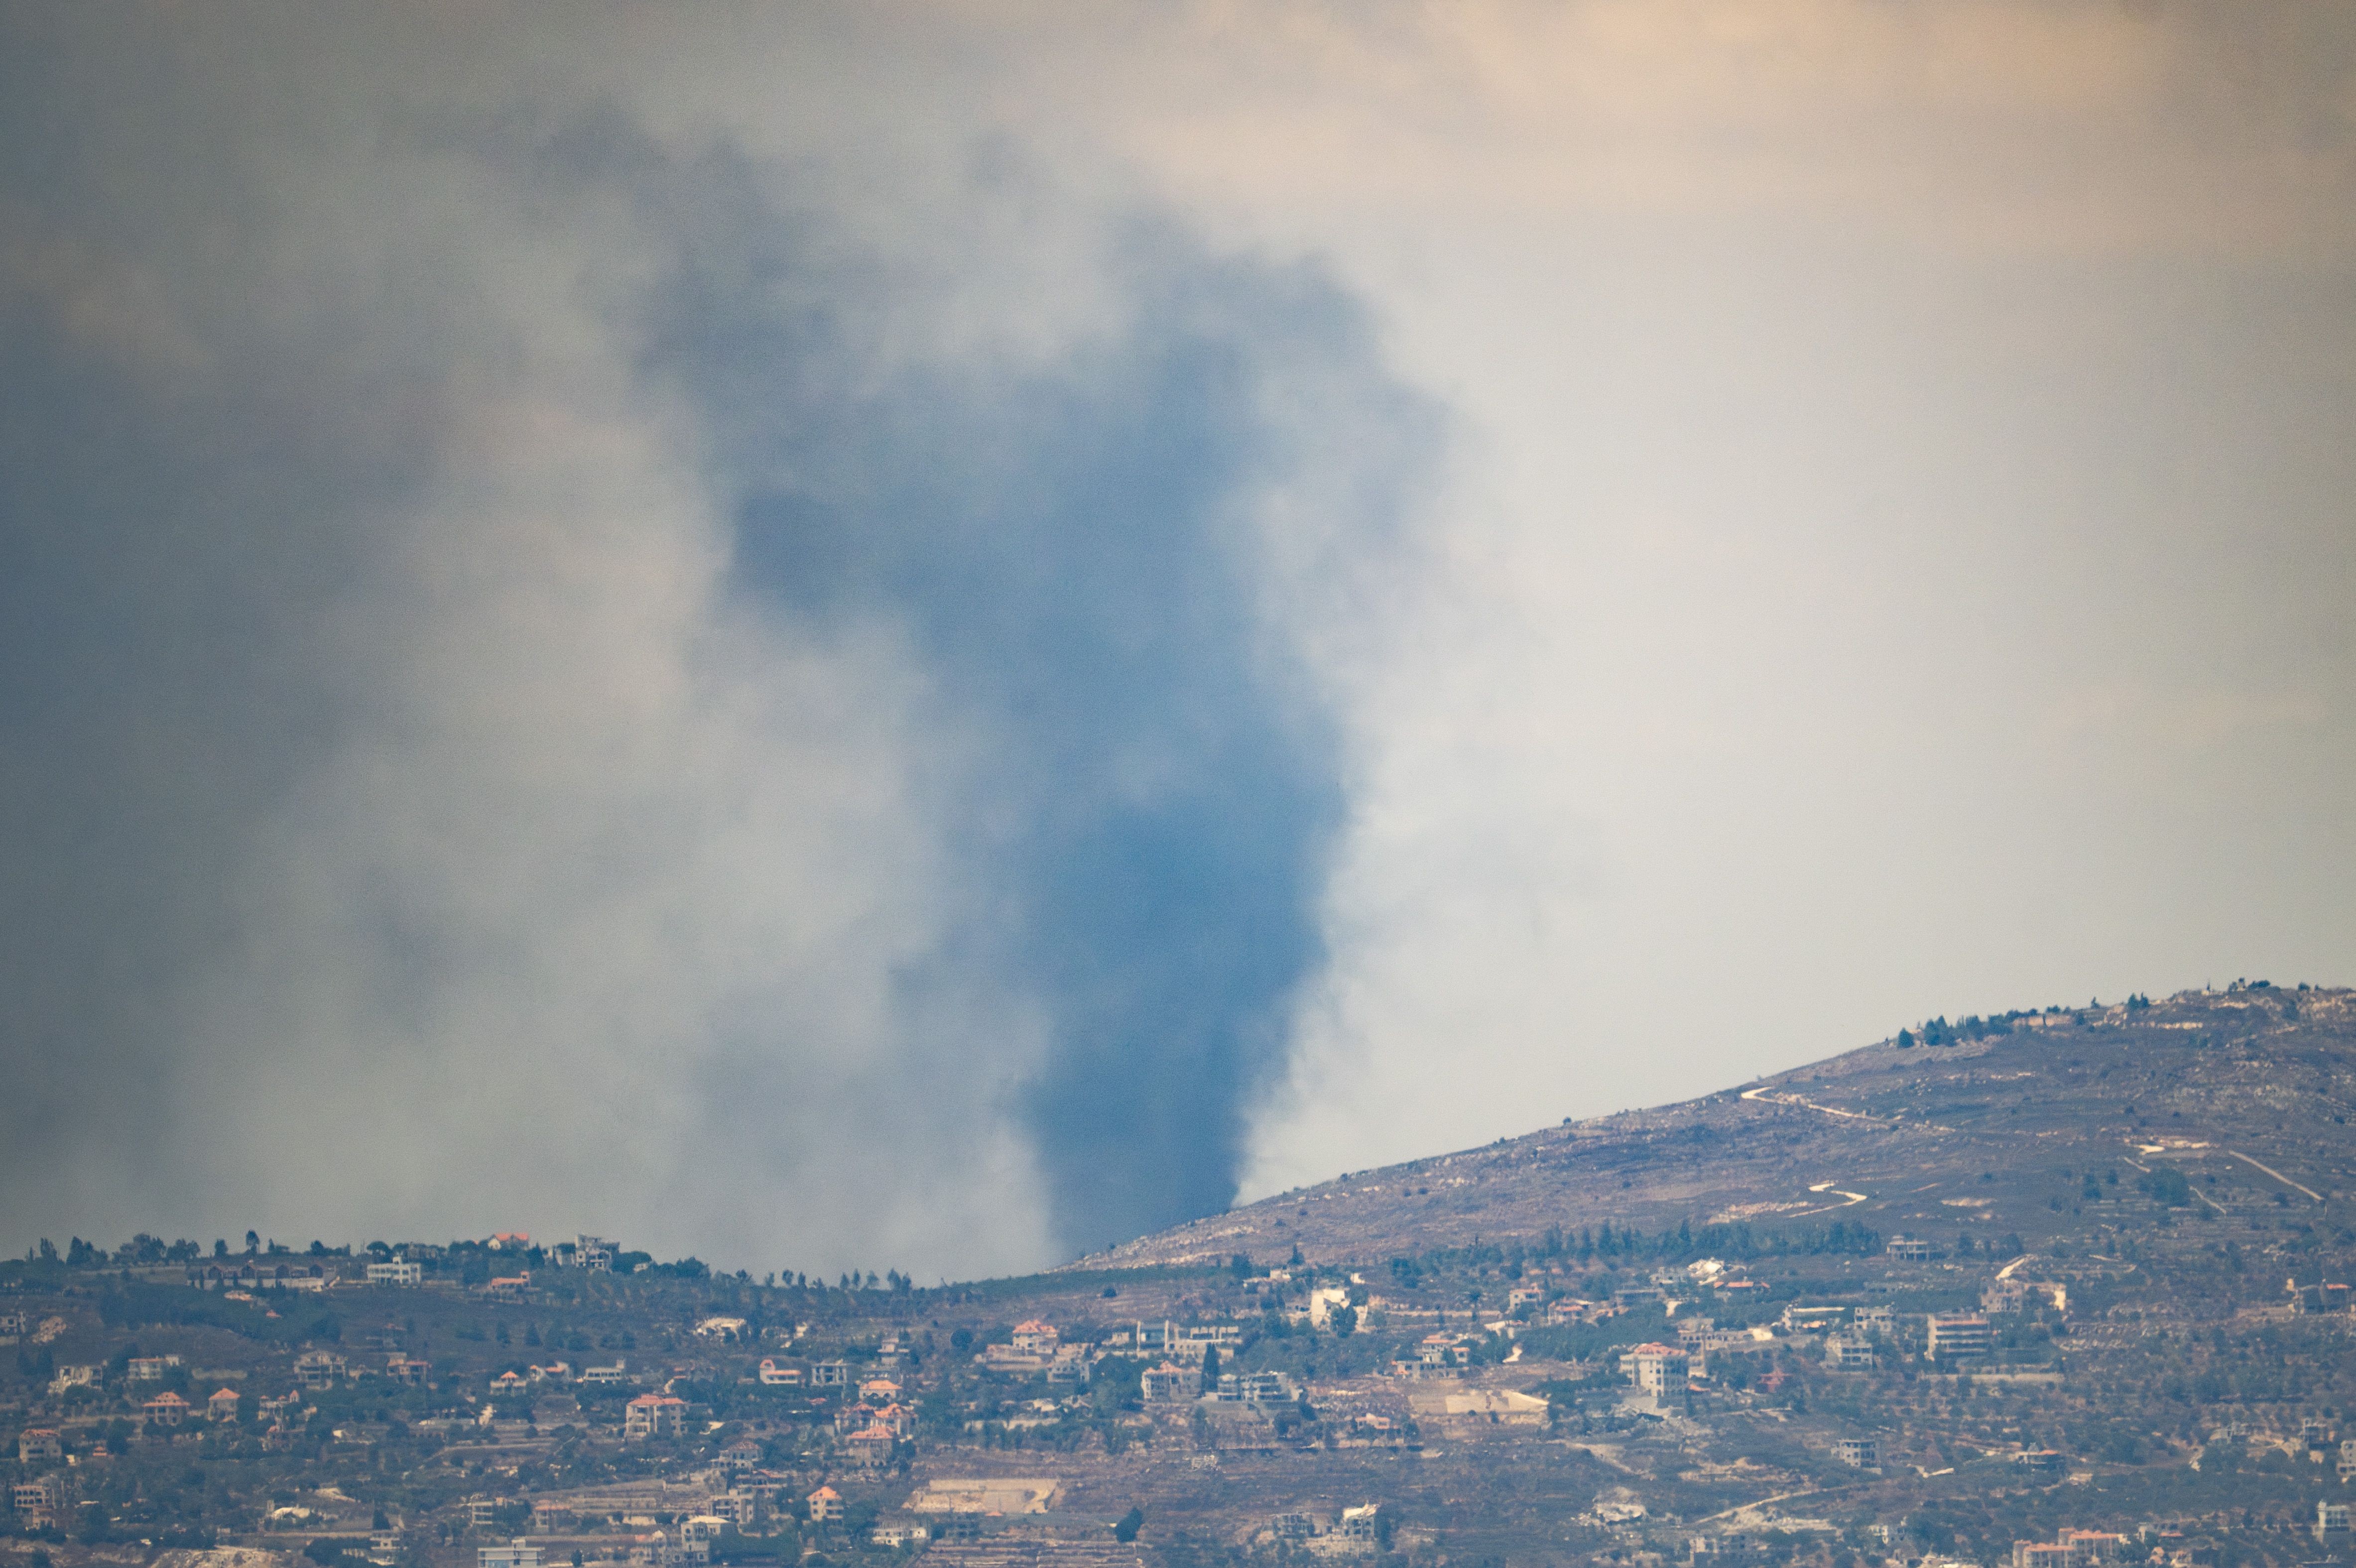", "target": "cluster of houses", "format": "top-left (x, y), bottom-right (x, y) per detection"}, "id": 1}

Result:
top-left (11, 1379), bottom-right (317, 1462)
top-left (952, 1317), bottom-right (1319, 1411)
top-left (978, 1320), bottom-right (1092, 1384)
top-left (1592, 1292), bottom-right (2034, 1398)
top-left (486, 1358), bottom-right (624, 1395)
top-left (178, 1234), bottom-right (626, 1298)
top-left (825, 1377), bottom-right (914, 1466)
